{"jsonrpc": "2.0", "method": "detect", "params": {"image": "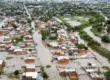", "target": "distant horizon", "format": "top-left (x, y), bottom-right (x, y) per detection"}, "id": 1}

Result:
top-left (1, 0), bottom-right (110, 3)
